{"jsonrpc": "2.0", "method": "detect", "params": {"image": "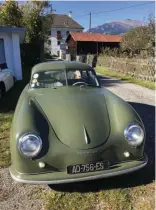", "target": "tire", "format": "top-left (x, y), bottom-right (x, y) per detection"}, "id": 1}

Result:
top-left (0, 82), bottom-right (6, 96)
top-left (0, 88), bottom-right (2, 100)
